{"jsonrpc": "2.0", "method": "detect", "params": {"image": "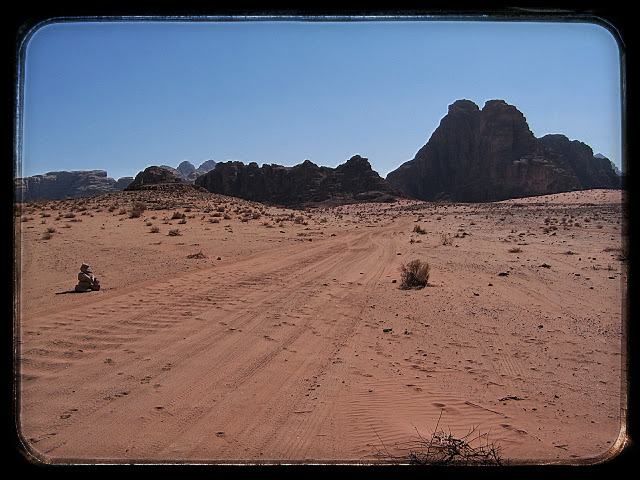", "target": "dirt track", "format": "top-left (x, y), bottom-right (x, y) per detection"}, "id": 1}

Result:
top-left (16, 190), bottom-right (627, 464)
